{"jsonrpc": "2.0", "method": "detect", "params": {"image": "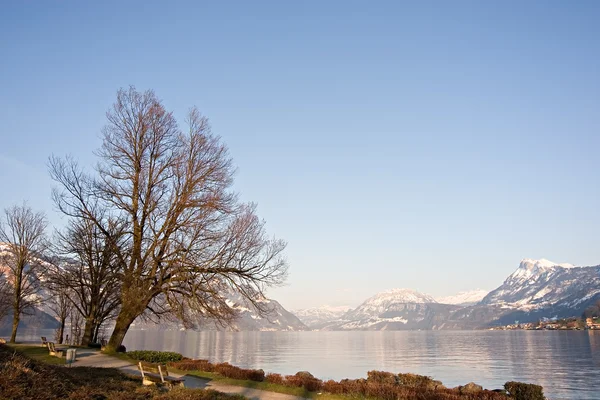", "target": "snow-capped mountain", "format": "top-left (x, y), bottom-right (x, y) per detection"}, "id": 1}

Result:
top-left (302, 259), bottom-right (600, 330)
top-left (293, 305), bottom-right (352, 329)
top-left (437, 289), bottom-right (489, 306)
top-left (135, 292), bottom-right (308, 332)
top-left (346, 288), bottom-right (437, 317)
top-left (318, 288), bottom-right (462, 330)
top-left (216, 293), bottom-right (308, 331)
top-left (480, 258), bottom-right (600, 314)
